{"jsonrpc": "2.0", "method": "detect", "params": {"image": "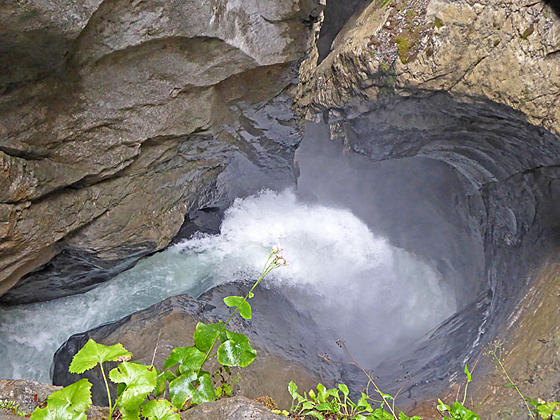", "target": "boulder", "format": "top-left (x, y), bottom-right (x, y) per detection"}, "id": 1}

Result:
top-left (179, 396), bottom-right (285, 420)
top-left (52, 284), bottom-right (334, 410)
top-left (0, 379), bottom-right (108, 419)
